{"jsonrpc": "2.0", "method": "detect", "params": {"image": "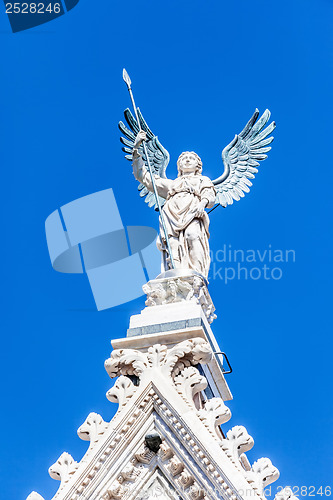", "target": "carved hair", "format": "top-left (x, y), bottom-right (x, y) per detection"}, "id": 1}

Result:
top-left (177, 152), bottom-right (203, 176)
